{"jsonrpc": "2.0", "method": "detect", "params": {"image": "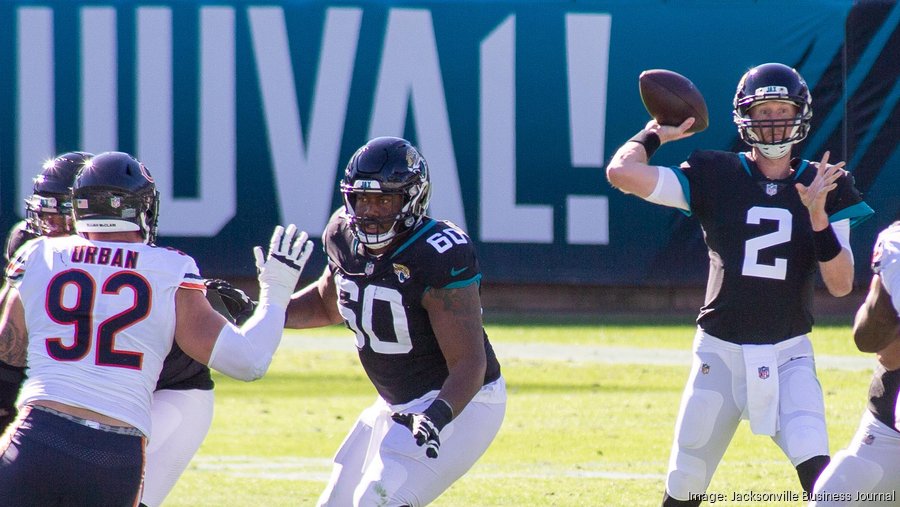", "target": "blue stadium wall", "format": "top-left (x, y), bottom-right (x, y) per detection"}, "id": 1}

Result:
top-left (1, 0), bottom-right (897, 286)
